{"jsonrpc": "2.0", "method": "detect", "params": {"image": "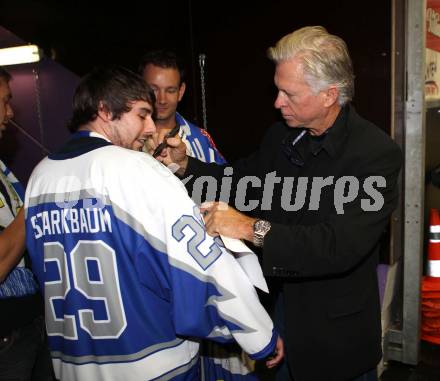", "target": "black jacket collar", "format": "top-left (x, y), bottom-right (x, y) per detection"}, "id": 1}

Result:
top-left (319, 104), bottom-right (350, 158)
